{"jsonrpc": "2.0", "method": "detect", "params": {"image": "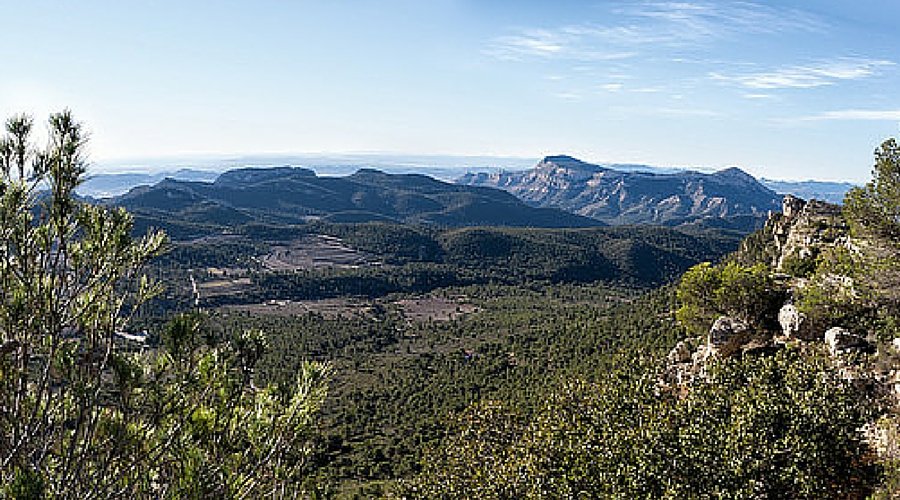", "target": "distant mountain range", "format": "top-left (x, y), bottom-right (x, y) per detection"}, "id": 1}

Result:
top-left (79, 169), bottom-right (220, 198)
top-left (759, 178), bottom-right (855, 205)
top-left (458, 155), bottom-right (783, 229)
top-left (84, 154), bottom-right (857, 206)
top-left (108, 166), bottom-right (600, 238)
top-left (93, 157), bottom-right (857, 238)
